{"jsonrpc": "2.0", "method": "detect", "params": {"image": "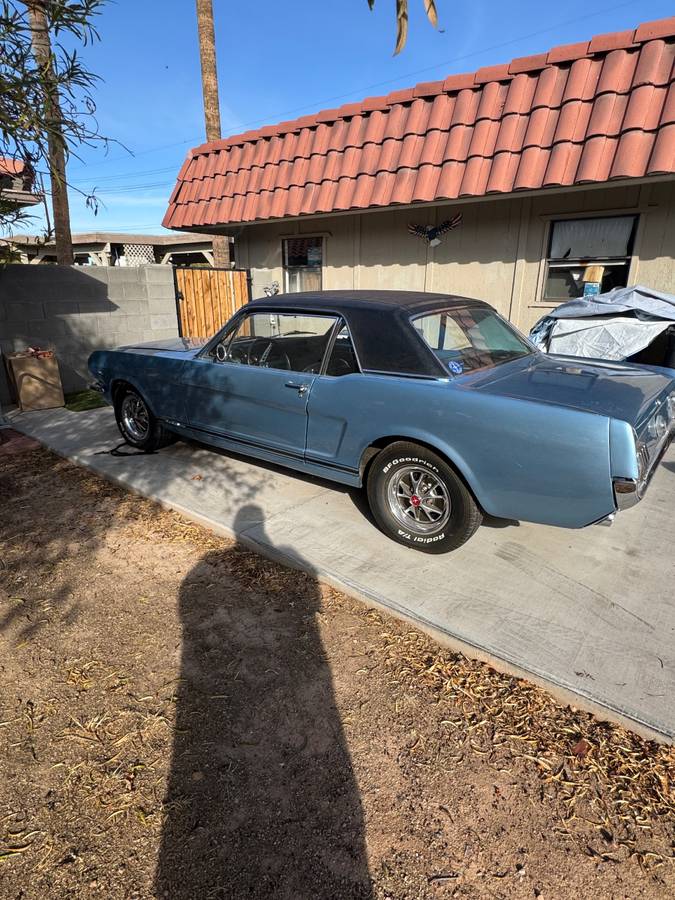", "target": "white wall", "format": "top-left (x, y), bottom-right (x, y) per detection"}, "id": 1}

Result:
top-left (236, 180), bottom-right (675, 333)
